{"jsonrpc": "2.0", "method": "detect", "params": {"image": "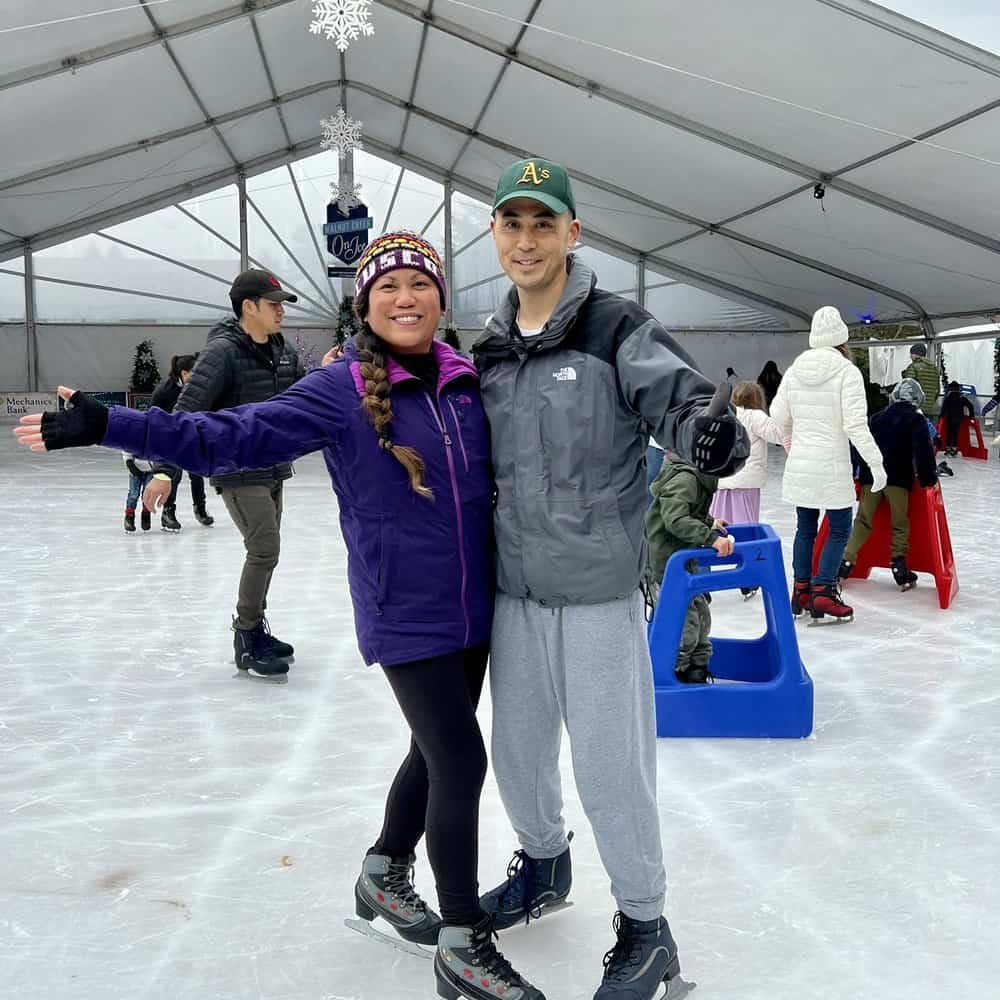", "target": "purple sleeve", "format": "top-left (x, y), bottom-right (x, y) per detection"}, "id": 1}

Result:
top-left (101, 367), bottom-right (347, 477)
